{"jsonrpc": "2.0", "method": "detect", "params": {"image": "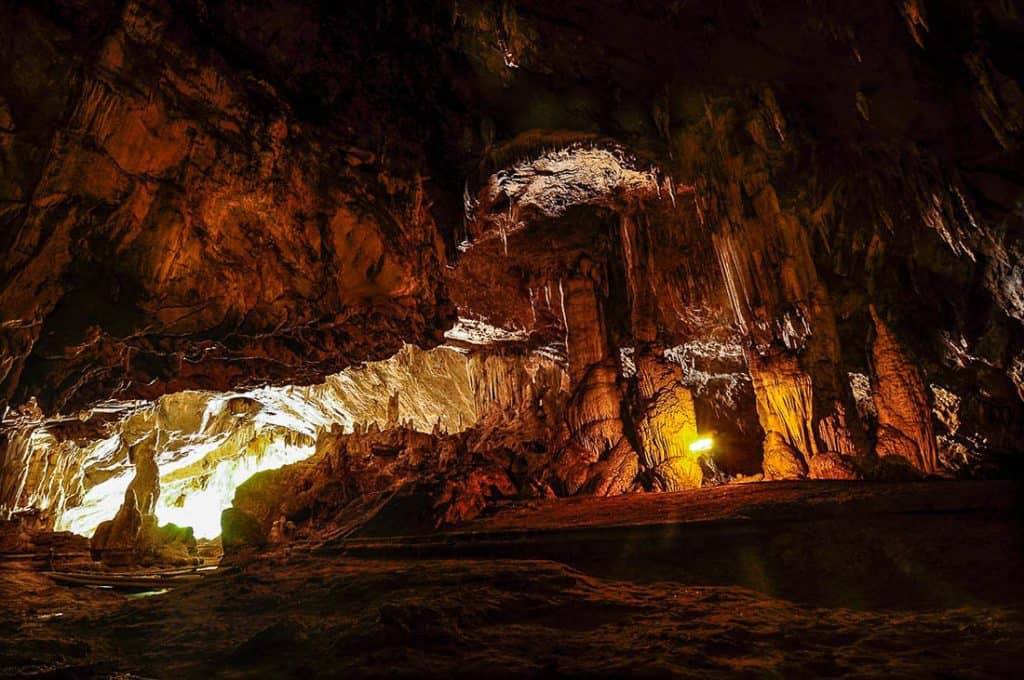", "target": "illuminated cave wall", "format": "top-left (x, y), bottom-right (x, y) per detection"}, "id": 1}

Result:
top-left (0, 0), bottom-right (1022, 534)
top-left (0, 344), bottom-right (567, 538)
